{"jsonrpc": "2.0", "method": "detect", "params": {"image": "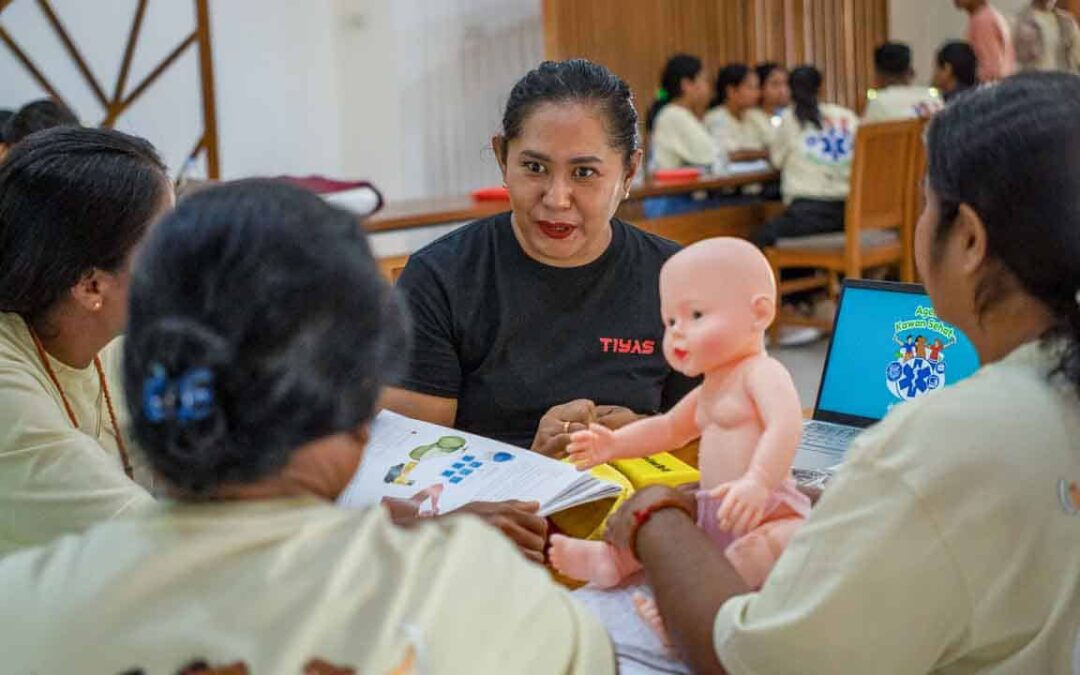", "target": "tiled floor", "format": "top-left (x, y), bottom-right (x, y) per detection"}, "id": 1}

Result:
top-left (773, 338), bottom-right (830, 410)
